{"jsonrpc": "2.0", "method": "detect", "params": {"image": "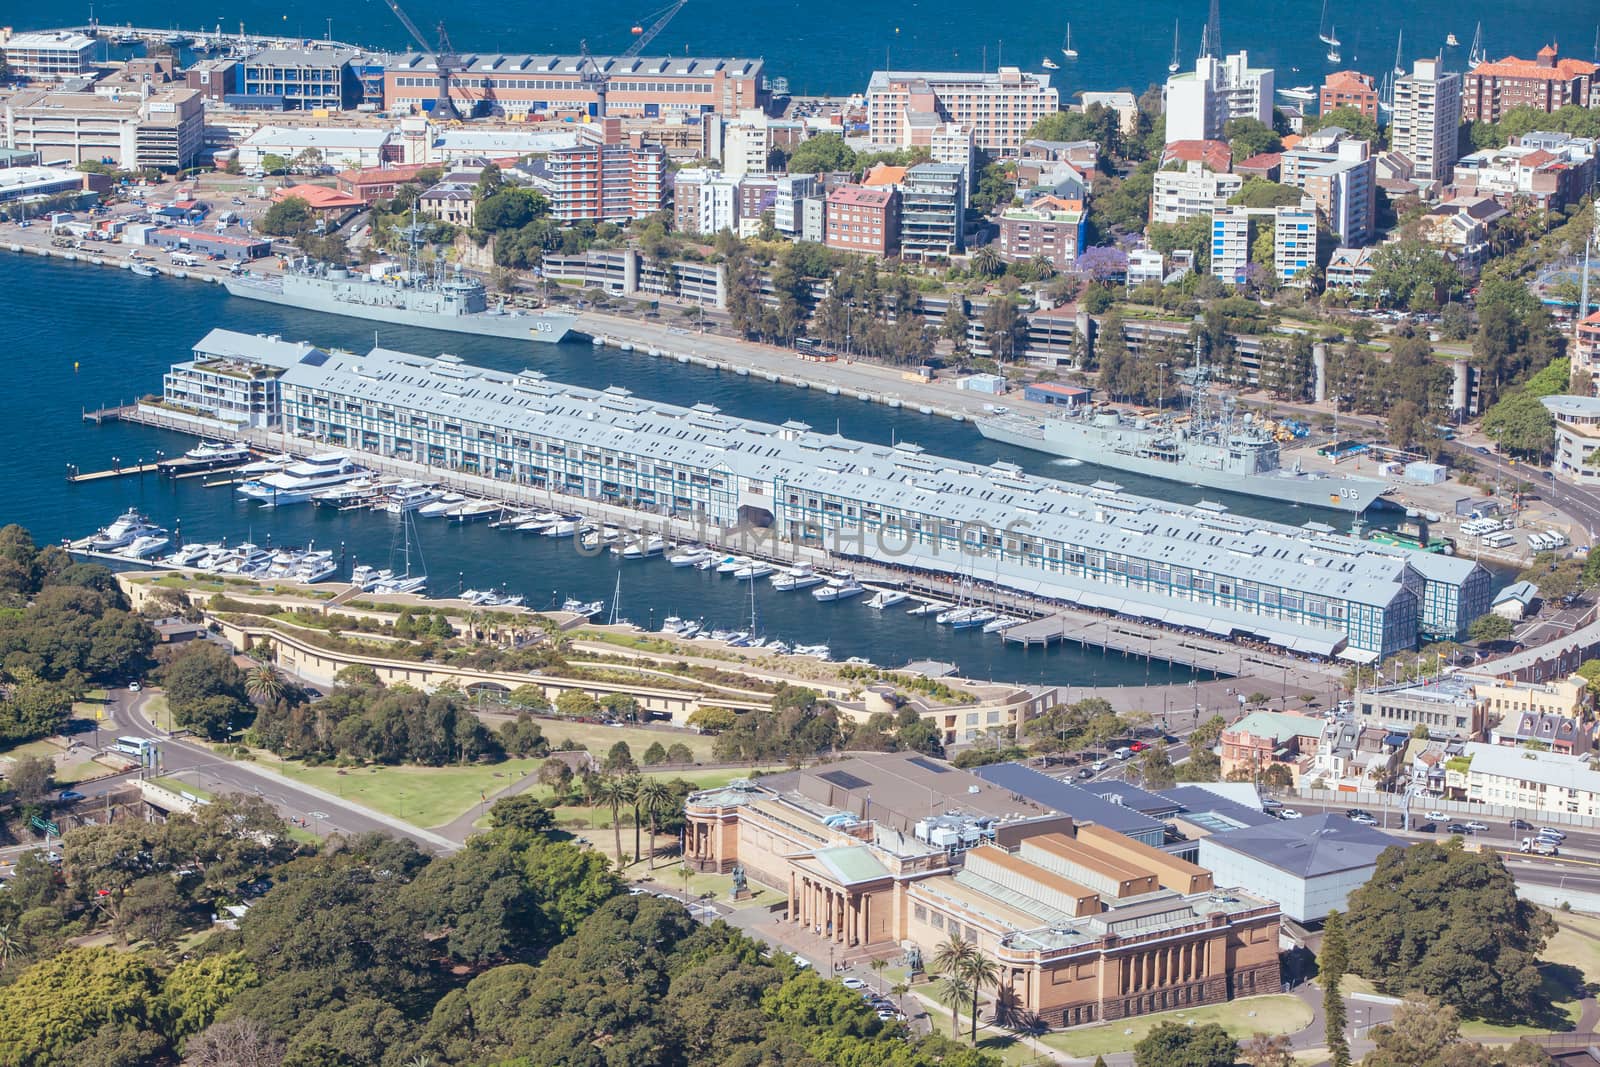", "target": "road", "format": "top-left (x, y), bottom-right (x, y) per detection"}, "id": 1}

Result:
top-left (106, 687), bottom-right (458, 854)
